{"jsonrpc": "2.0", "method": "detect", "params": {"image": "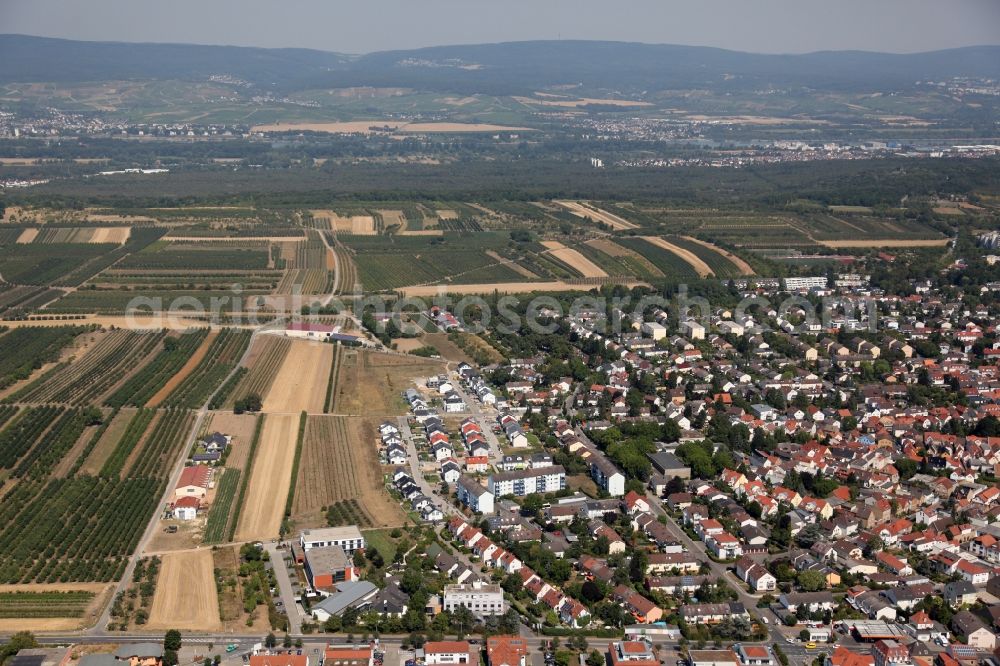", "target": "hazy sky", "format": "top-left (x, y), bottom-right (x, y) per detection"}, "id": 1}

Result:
top-left (2, 0), bottom-right (998, 54)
